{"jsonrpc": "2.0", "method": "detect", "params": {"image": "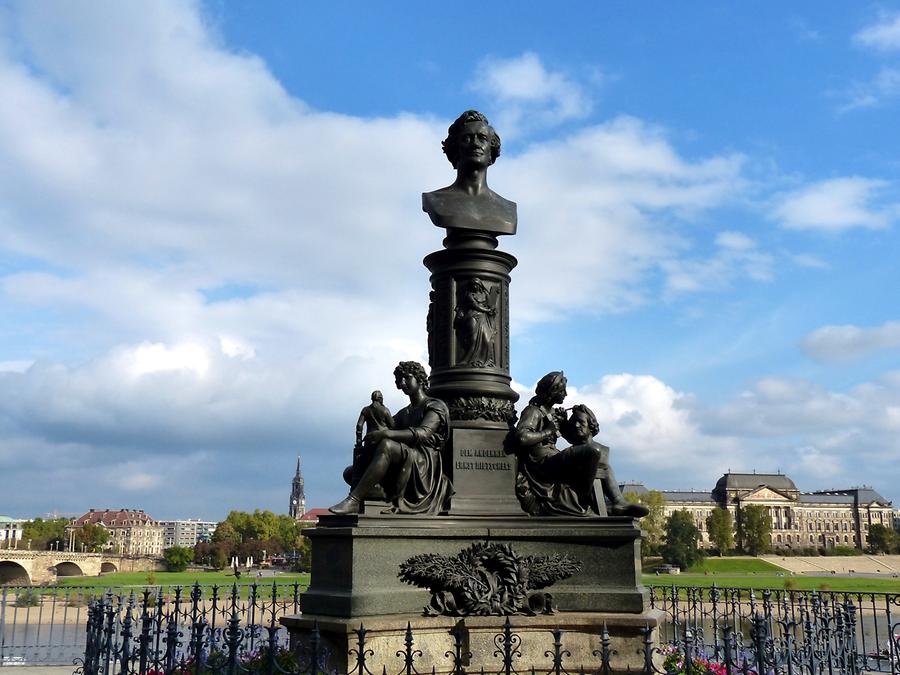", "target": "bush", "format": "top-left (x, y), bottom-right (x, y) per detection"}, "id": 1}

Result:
top-left (783, 578), bottom-right (798, 591)
top-left (15, 589), bottom-right (41, 607)
top-left (163, 546), bottom-right (195, 572)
